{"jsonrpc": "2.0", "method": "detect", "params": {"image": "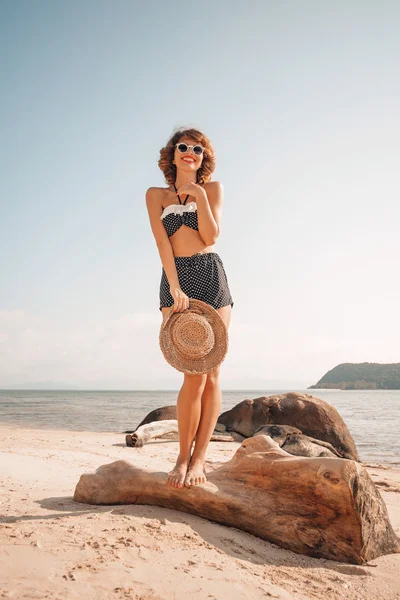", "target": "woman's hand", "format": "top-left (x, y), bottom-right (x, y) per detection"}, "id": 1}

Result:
top-left (175, 182), bottom-right (206, 200)
top-left (169, 285), bottom-right (190, 313)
